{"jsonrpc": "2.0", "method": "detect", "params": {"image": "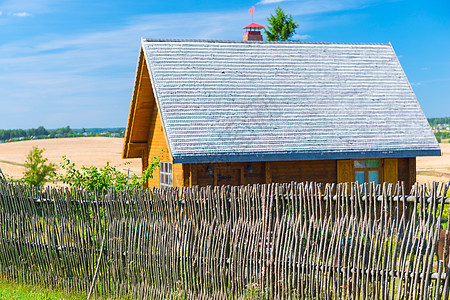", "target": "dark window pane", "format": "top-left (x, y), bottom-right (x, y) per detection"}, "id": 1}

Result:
top-left (354, 160), bottom-right (379, 169)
